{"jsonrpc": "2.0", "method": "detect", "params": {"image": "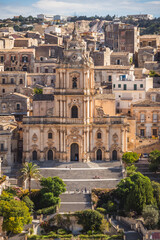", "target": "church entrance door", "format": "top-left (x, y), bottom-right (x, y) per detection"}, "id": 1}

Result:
top-left (112, 150), bottom-right (117, 160)
top-left (70, 143), bottom-right (79, 161)
top-left (48, 150), bottom-right (53, 160)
